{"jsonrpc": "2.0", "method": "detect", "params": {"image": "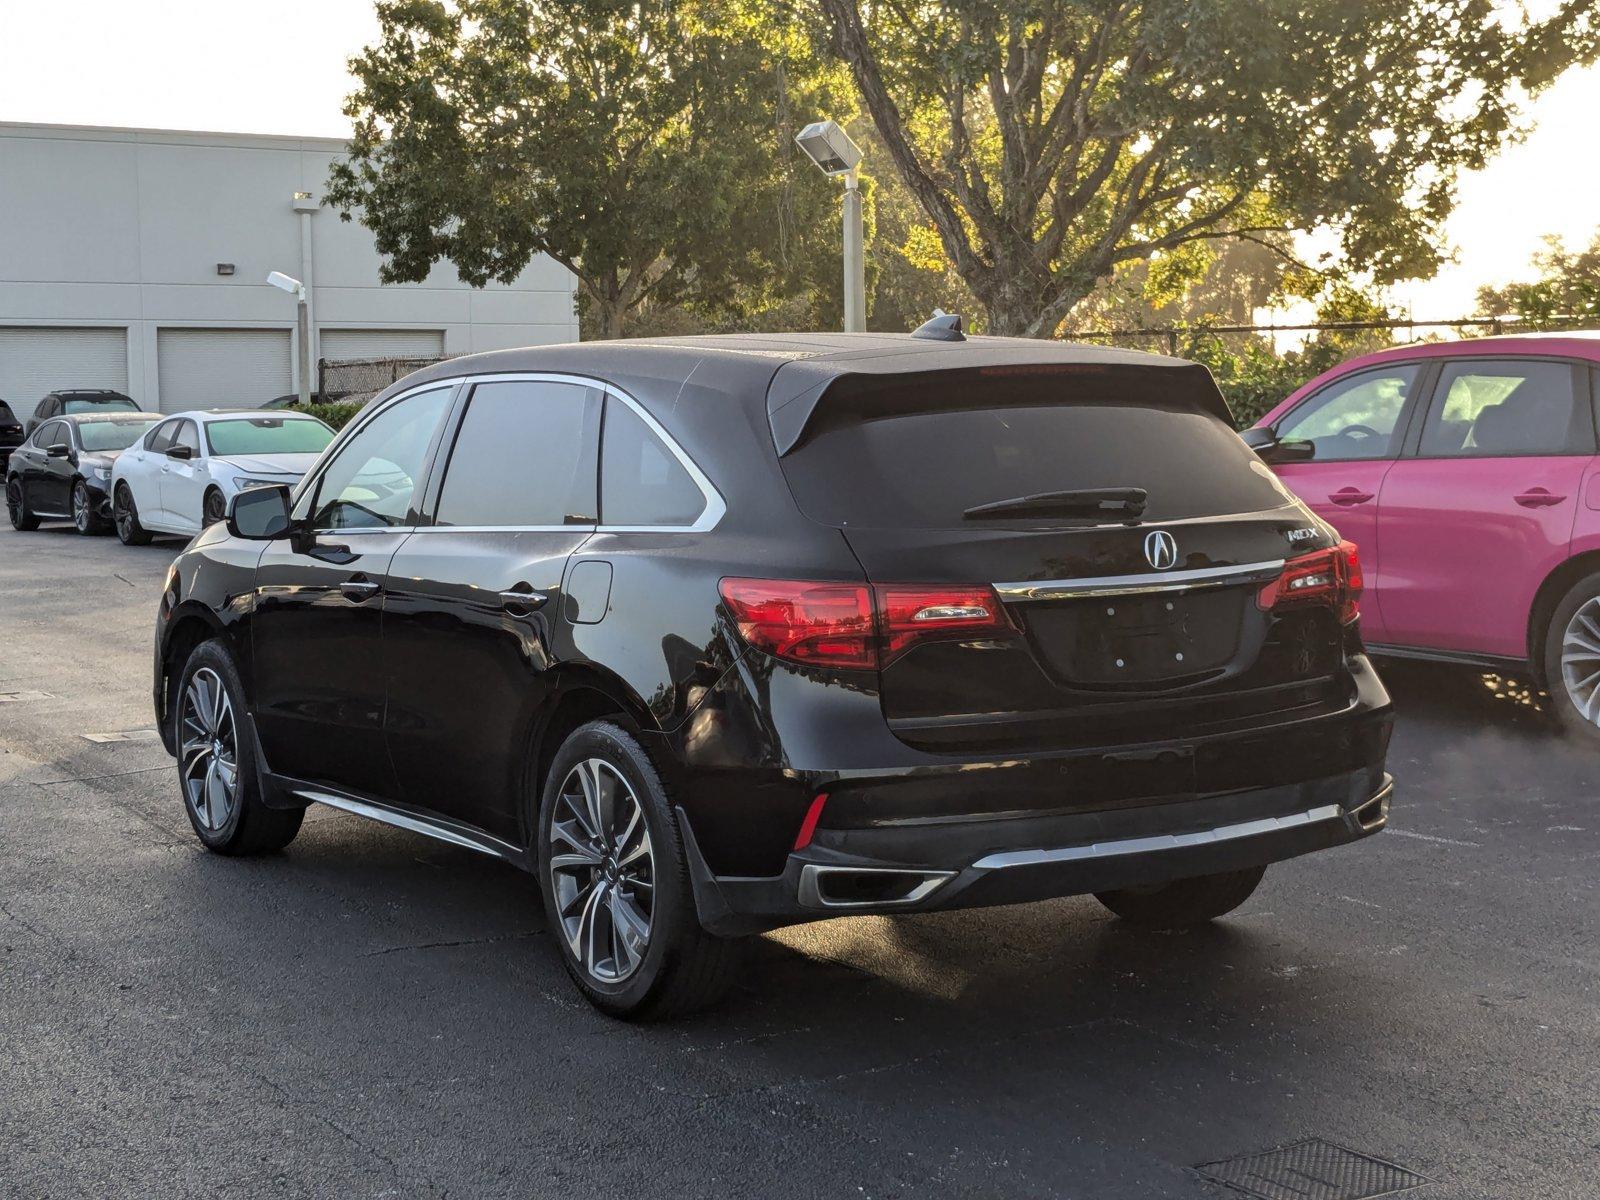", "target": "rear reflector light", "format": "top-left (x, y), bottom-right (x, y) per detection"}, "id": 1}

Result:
top-left (719, 579), bottom-right (1014, 670)
top-left (793, 792), bottom-right (829, 850)
top-left (1257, 540), bottom-right (1362, 624)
